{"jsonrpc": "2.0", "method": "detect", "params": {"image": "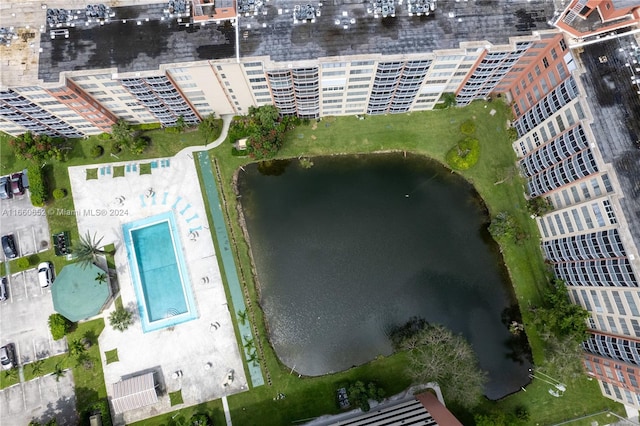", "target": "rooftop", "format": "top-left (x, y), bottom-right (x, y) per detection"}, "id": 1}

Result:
top-left (578, 32), bottom-right (640, 249)
top-left (1, 0), bottom-right (556, 86)
top-left (238, 0), bottom-right (554, 61)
